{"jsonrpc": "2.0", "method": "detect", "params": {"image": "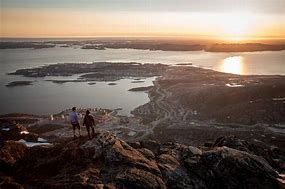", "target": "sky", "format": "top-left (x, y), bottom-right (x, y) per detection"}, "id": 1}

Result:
top-left (1, 0), bottom-right (285, 40)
